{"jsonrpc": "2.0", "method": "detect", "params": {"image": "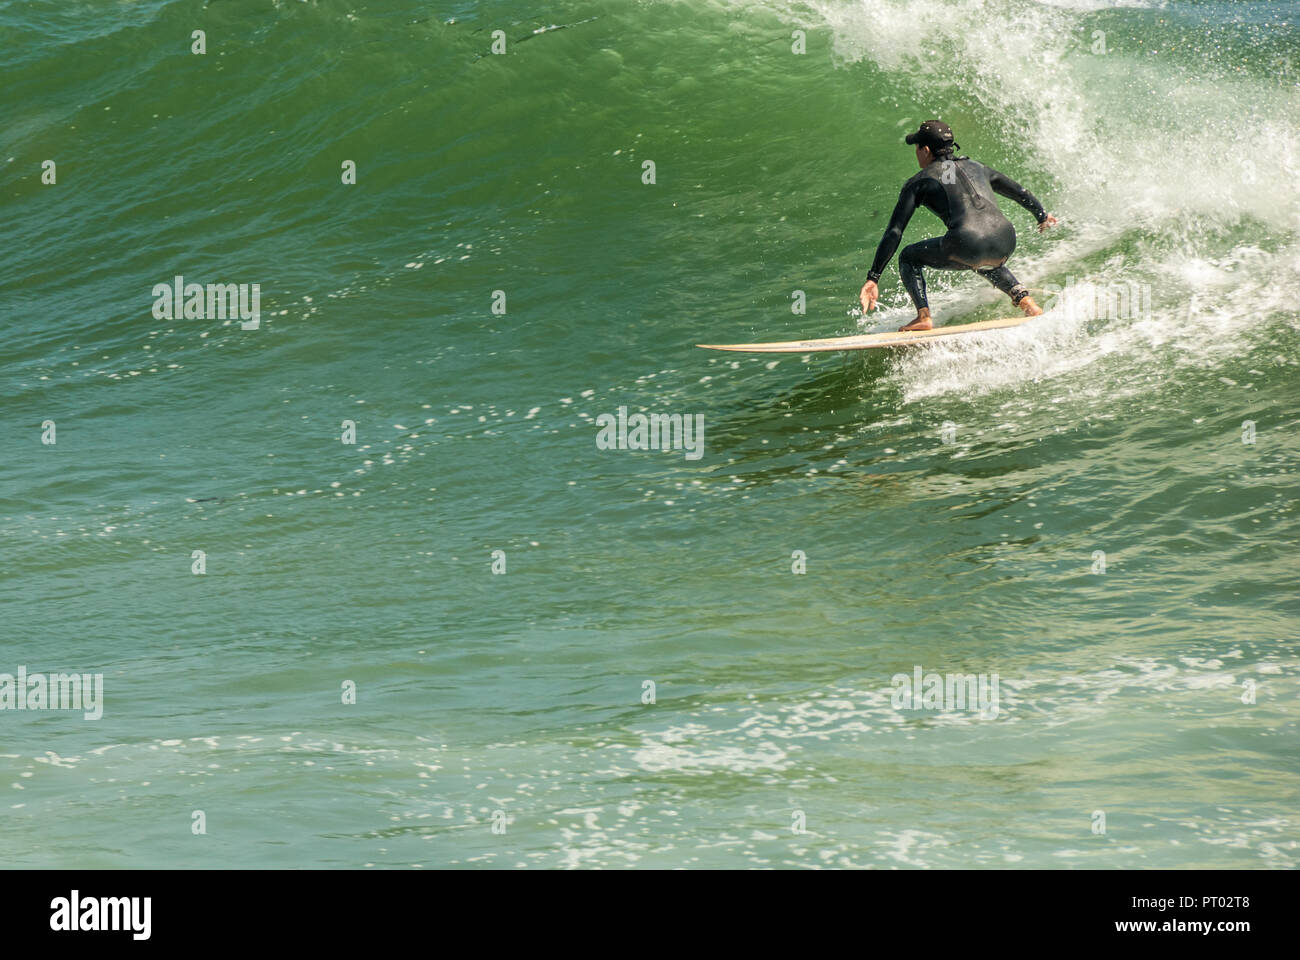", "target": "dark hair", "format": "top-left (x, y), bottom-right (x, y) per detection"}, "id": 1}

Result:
top-left (931, 144), bottom-right (955, 160)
